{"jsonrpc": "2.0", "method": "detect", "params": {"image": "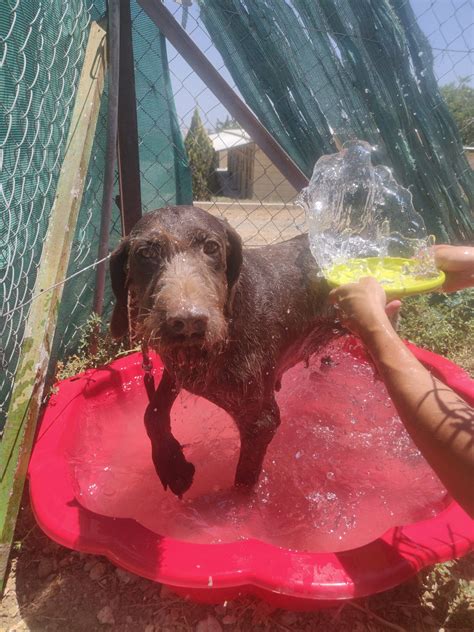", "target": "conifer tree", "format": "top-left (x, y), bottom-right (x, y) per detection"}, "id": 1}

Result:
top-left (184, 108), bottom-right (214, 201)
